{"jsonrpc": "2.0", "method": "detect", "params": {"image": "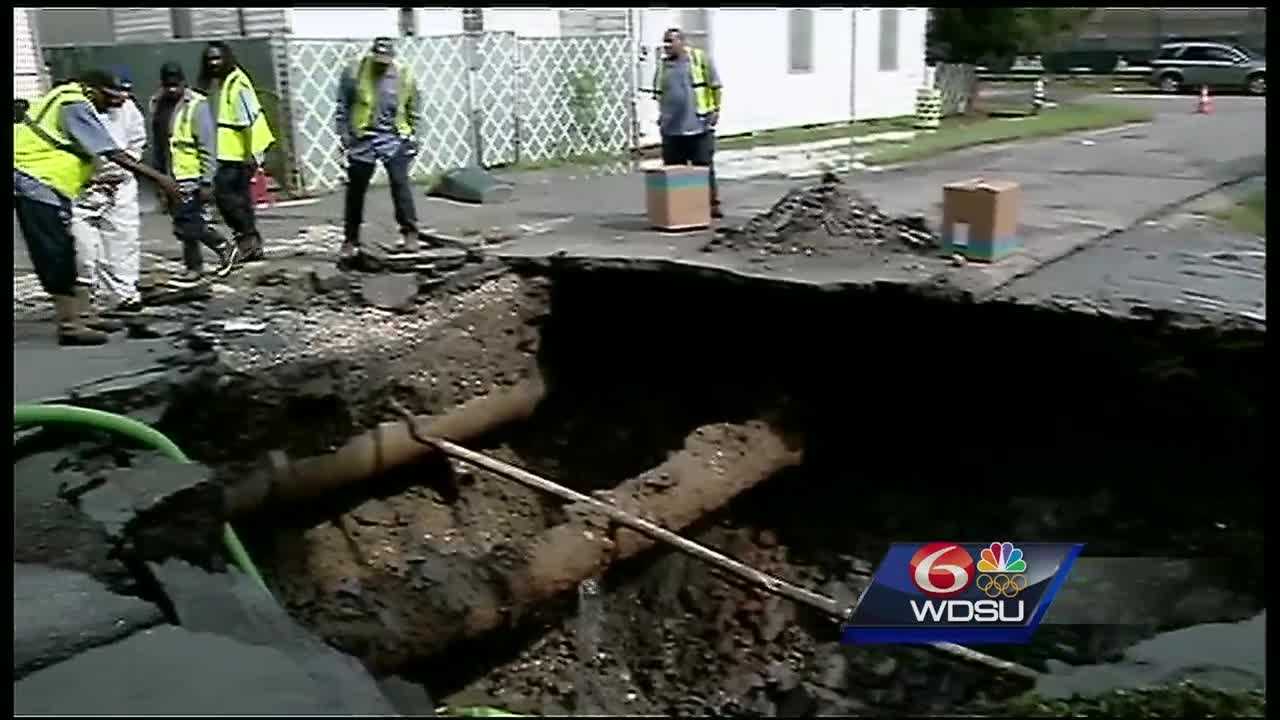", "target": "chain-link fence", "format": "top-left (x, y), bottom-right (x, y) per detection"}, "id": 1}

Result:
top-left (283, 32), bottom-right (632, 195)
top-left (515, 34), bottom-right (631, 165)
top-left (43, 33), bottom-right (633, 196)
